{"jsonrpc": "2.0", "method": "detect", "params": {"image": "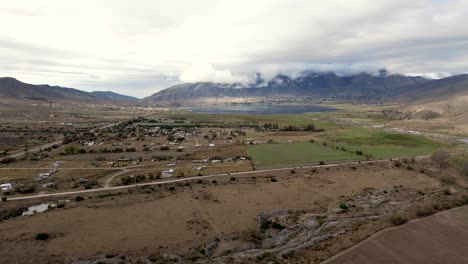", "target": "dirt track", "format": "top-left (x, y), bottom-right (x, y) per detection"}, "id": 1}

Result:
top-left (323, 206), bottom-right (468, 264)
